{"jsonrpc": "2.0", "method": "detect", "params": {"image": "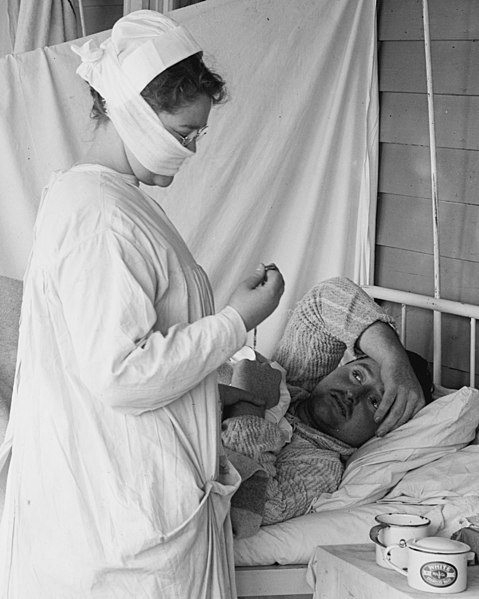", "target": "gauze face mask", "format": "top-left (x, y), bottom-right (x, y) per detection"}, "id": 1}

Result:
top-left (71, 11), bottom-right (203, 176)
